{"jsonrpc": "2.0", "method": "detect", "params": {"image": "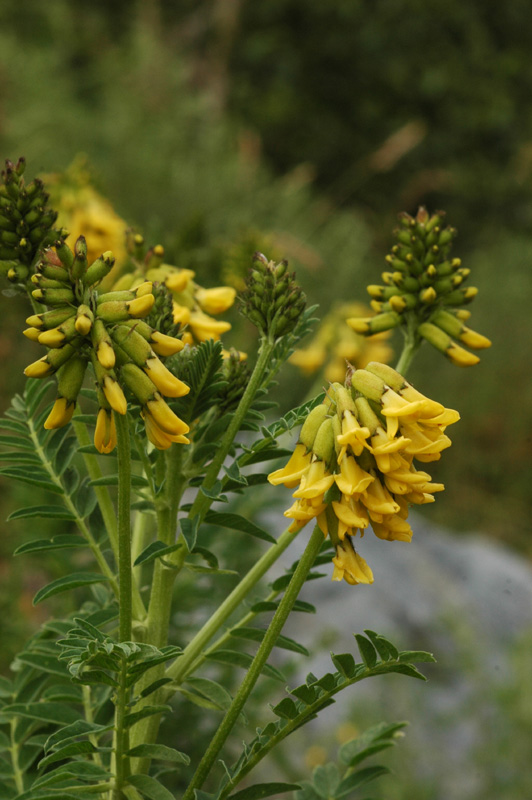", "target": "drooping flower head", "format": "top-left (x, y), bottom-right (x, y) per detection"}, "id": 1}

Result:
top-left (268, 362), bottom-right (459, 586)
top-left (347, 208), bottom-right (491, 367)
top-left (23, 237), bottom-right (190, 453)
